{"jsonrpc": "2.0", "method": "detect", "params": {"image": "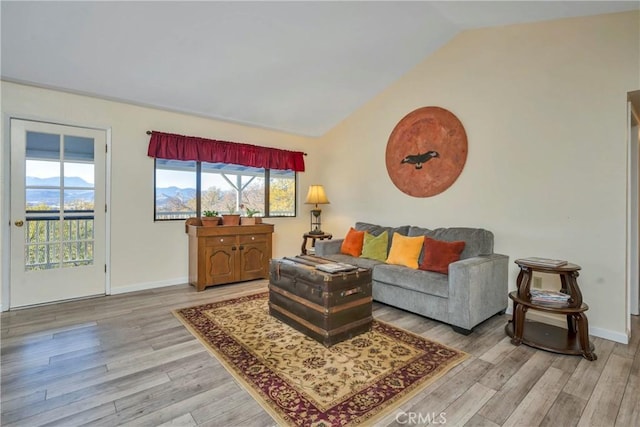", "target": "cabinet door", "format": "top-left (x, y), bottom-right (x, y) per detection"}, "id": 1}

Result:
top-left (238, 233), bottom-right (269, 280)
top-left (205, 243), bottom-right (238, 285)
